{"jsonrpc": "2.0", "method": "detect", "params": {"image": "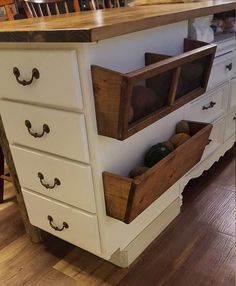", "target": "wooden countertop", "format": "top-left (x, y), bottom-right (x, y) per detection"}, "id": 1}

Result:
top-left (0, 0), bottom-right (235, 43)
